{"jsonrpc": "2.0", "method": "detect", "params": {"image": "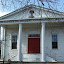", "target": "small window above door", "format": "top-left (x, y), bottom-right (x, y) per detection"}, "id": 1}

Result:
top-left (28, 34), bottom-right (40, 38)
